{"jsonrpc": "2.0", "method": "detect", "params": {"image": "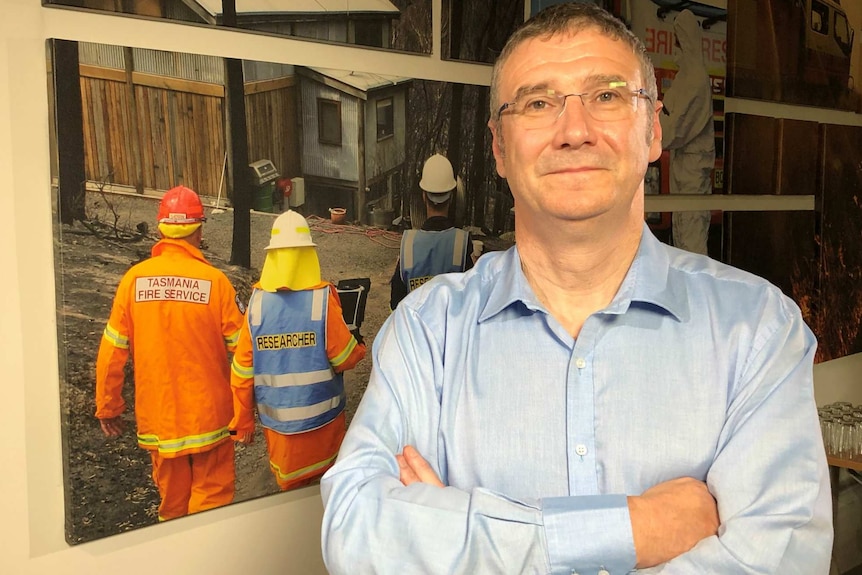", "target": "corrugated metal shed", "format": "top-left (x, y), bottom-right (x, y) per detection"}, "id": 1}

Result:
top-left (79, 43), bottom-right (124, 69)
top-left (133, 49), bottom-right (224, 83)
top-left (243, 60), bottom-right (295, 82)
top-left (79, 42), bottom-right (224, 84)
